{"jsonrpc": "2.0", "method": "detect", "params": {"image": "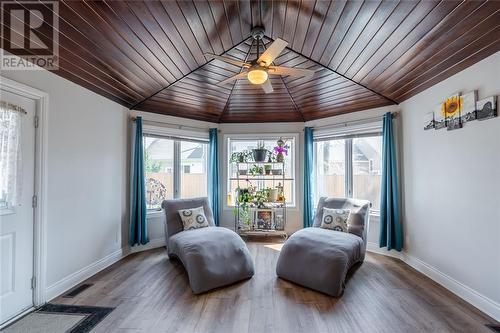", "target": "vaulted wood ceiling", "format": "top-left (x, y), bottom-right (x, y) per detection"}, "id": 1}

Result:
top-left (3, 0), bottom-right (500, 122)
